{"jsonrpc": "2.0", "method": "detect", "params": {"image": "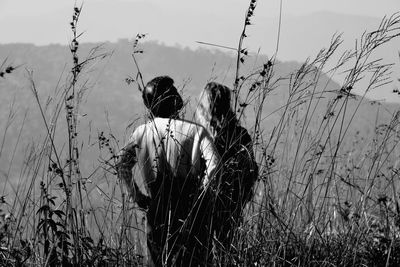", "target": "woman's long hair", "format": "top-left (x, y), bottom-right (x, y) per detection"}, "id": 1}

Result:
top-left (196, 82), bottom-right (237, 141)
top-left (196, 82), bottom-right (254, 163)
